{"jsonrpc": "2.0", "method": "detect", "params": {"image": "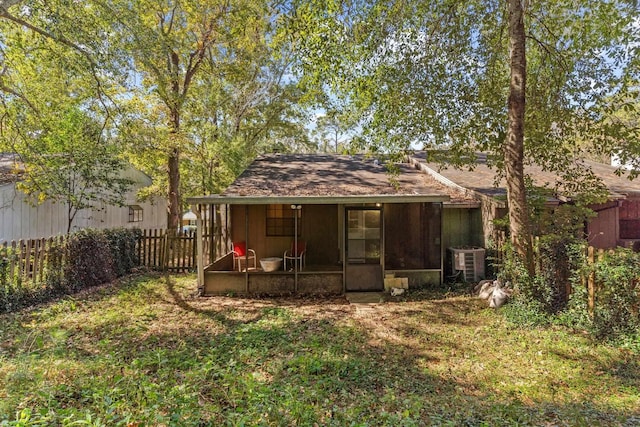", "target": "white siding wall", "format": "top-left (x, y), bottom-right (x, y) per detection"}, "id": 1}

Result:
top-left (0, 168), bottom-right (167, 243)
